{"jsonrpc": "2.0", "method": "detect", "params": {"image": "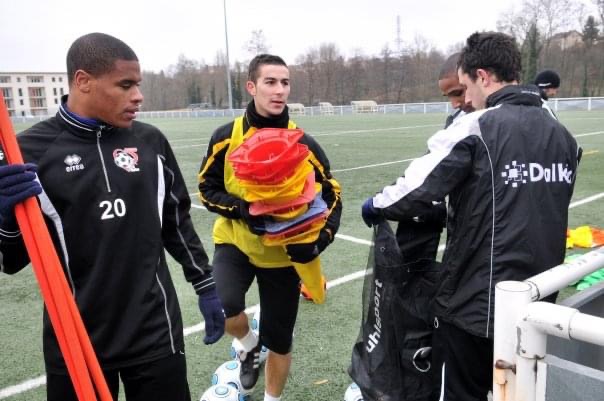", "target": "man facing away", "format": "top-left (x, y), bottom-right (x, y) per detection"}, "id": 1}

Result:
top-left (198, 54), bottom-right (342, 401)
top-left (362, 32), bottom-right (581, 401)
top-left (0, 32), bottom-right (224, 401)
